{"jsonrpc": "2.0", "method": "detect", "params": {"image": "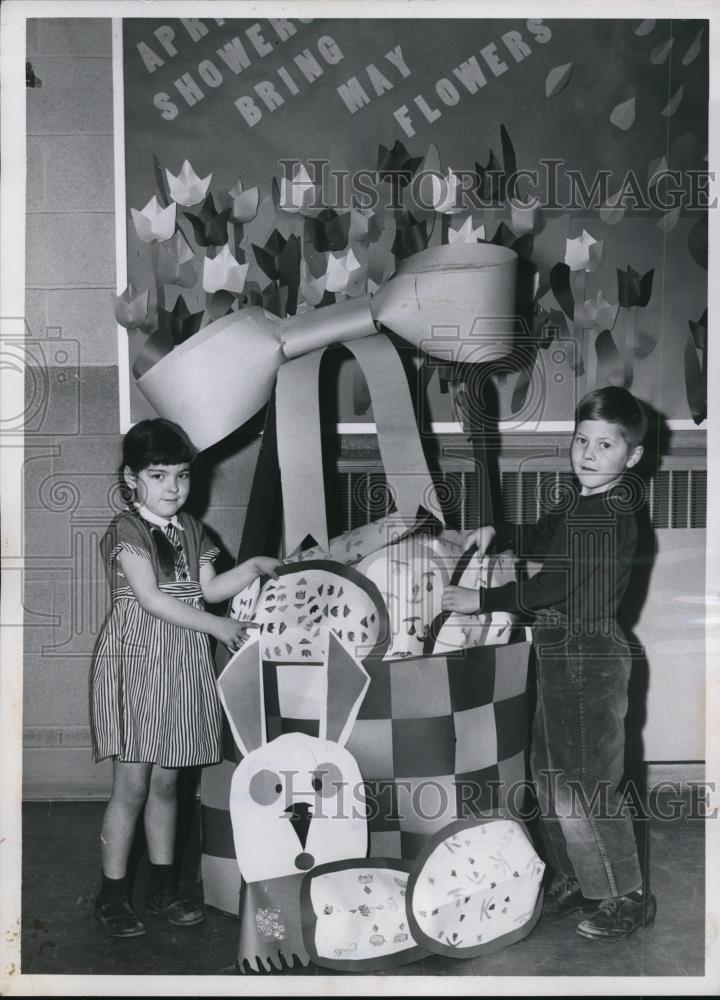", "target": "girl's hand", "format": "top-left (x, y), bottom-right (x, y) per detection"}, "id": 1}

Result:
top-left (214, 617), bottom-right (254, 653)
top-left (249, 556), bottom-right (283, 580)
top-left (442, 585), bottom-right (482, 615)
top-left (462, 525), bottom-right (496, 556)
